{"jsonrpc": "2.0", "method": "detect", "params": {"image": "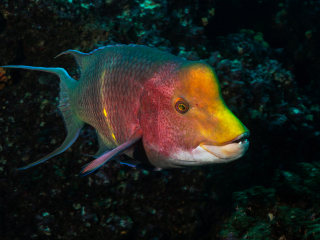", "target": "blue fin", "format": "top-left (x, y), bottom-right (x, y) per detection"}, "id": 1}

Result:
top-left (79, 128), bottom-right (143, 176)
top-left (53, 45), bottom-right (149, 78)
top-left (119, 160), bottom-right (142, 168)
top-left (55, 47), bottom-right (106, 78)
top-left (119, 160), bottom-right (161, 171)
top-left (1, 65), bottom-right (84, 170)
top-left (0, 66), bottom-right (77, 89)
